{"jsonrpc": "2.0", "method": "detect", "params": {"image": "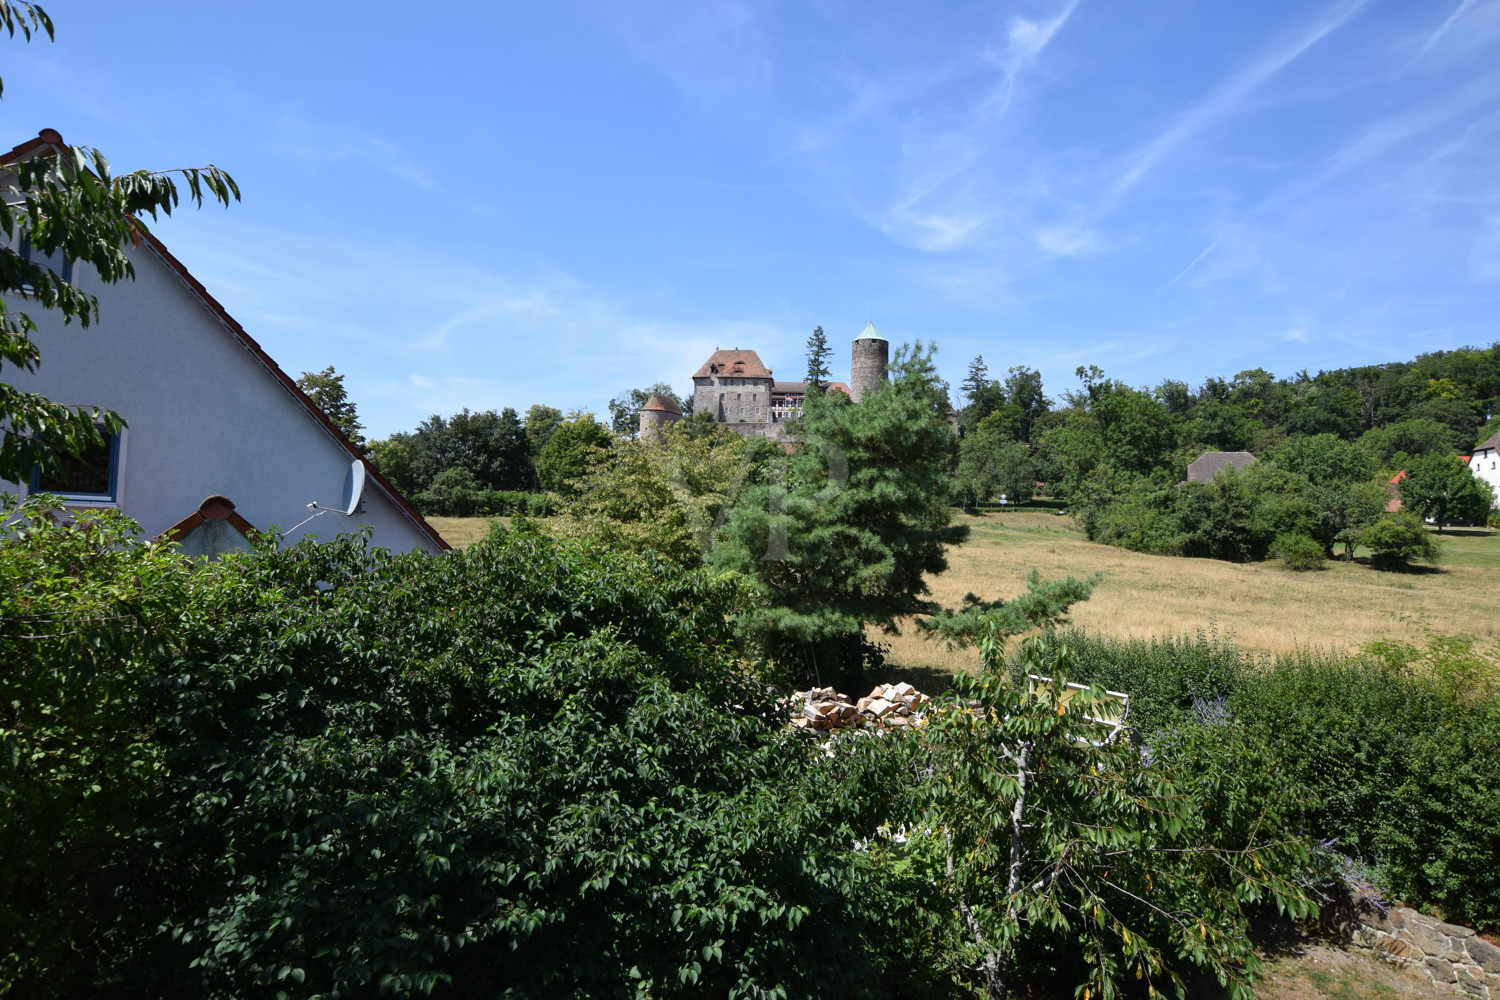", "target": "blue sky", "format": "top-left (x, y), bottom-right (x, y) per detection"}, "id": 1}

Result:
top-left (7, 1), bottom-right (1500, 438)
